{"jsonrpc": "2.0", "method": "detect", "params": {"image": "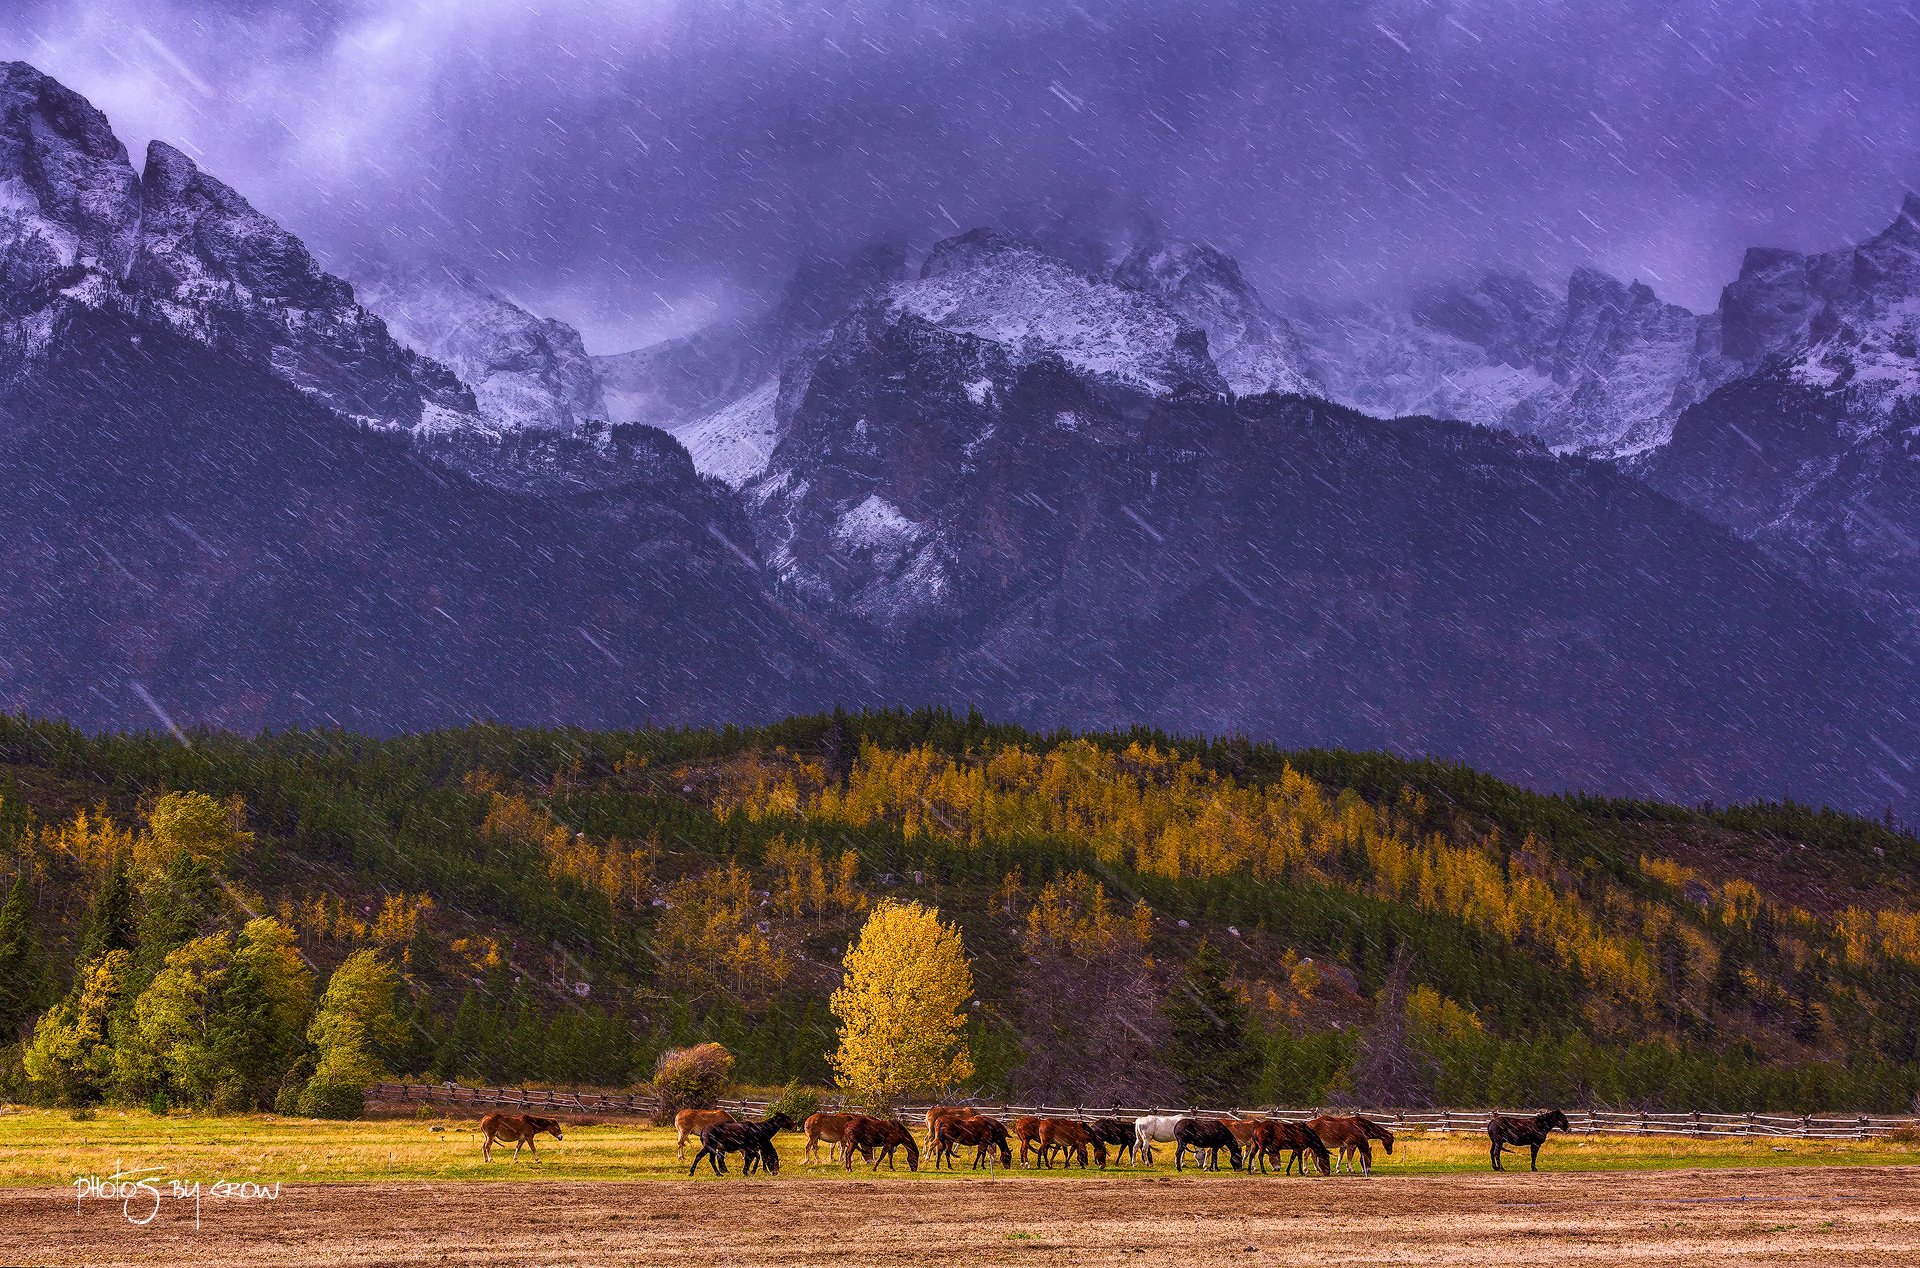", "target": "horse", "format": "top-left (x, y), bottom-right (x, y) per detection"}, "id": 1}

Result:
top-left (1487, 1109), bottom-right (1572, 1171)
top-left (1307, 1114), bottom-right (1395, 1176)
top-left (675, 1107), bottom-right (733, 1162)
top-left (931, 1113), bottom-right (1012, 1170)
top-left (925, 1104), bottom-right (981, 1141)
top-left (842, 1115), bottom-right (920, 1172)
top-left (688, 1111), bottom-right (795, 1177)
top-left (1250, 1120), bottom-right (1331, 1176)
top-left (1172, 1117), bottom-right (1244, 1172)
top-left (478, 1112), bottom-right (564, 1163)
top-left (1133, 1114), bottom-right (1186, 1166)
top-left (804, 1111), bottom-right (861, 1165)
top-left (1036, 1118), bottom-right (1108, 1169)
top-left (1010, 1116), bottom-right (1045, 1167)
top-left (1086, 1117), bottom-right (1138, 1165)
